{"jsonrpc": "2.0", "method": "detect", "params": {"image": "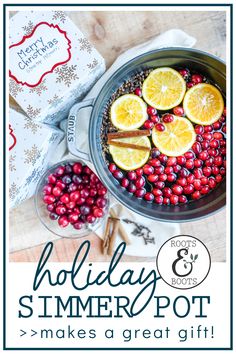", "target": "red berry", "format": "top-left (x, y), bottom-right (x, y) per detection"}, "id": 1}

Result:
top-left (55, 166), bottom-right (65, 177)
top-left (184, 151), bottom-right (195, 159)
top-left (152, 188), bottom-right (163, 197)
top-left (136, 168), bottom-right (144, 176)
top-left (147, 106), bottom-right (157, 116)
top-left (192, 191), bottom-right (201, 200)
top-left (162, 113), bottom-right (174, 123)
top-left (73, 162), bottom-right (83, 175)
top-left (128, 183), bottom-right (136, 194)
top-left (179, 69), bottom-right (189, 78)
top-left (195, 125), bottom-right (204, 134)
top-left (56, 205), bottom-right (67, 215)
top-left (205, 158), bottom-right (214, 167)
top-left (134, 87), bottom-right (142, 96)
top-left (167, 157), bottom-right (177, 166)
top-left (155, 196), bottom-right (163, 204)
top-left (173, 106), bottom-right (184, 116)
top-left (159, 173), bottom-right (167, 182)
top-left (172, 184), bottom-right (183, 195)
top-left (70, 191), bottom-right (80, 202)
top-left (191, 74), bottom-right (203, 84)
top-left (202, 133), bottom-right (213, 140)
top-left (165, 166), bottom-right (173, 174)
top-left (47, 174), bottom-right (57, 184)
top-left (167, 173), bottom-right (176, 183)
top-left (214, 156), bottom-right (223, 166)
top-left (52, 186), bottom-right (62, 197)
top-left (73, 221), bottom-right (84, 230)
top-left (213, 121), bottom-right (221, 130)
top-left (163, 197), bottom-right (170, 205)
top-left (201, 141), bottom-right (209, 150)
top-left (135, 177), bottom-right (145, 189)
top-left (144, 192), bottom-right (154, 202)
top-left (143, 164), bottom-right (154, 175)
top-left (194, 159), bottom-right (203, 168)
top-left (155, 166), bottom-right (164, 174)
top-left (127, 171), bottom-right (137, 181)
top-left (98, 187), bottom-right (107, 196)
top-left (193, 179), bottom-right (201, 191)
top-left (121, 178), bottom-right (129, 188)
top-left (77, 197), bottom-right (86, 205)
top-left (223, 107), bottom-right (226, 116)
top-left (86, 215), bottom-right (96, 224)
top-left (201, 177), bottom-right (208, 185)
top-left (204, 125), bottom-right (213, 133)
top-left (150, 115), bottom-right (160, 123)
top-left (86, 197), bottom-right (95, 206)
top-left (151, 148), bottom-right (160, 158)
top-left (68, 213), bottom-right (79, 224)
top-left (209, 177), bottom-right (216, 189)
top-left (199, 151), bottom-right (208, 161)
top-left (56, 181), bottom-right (66, 190)
top-left (43, 195), bottom-right (56, 204)
top-left (113, 170), bottom-right (123, 179)
top-left (159, 154), bottom-right (168, 163)
top-left (155, 123), bottom-right (165, 132)
top-left (96, 197), bottom-right (107, 208)
top-left (194, 168), bottom-right (203, 179)
top-left (185, 159), bottom-right (194, 169)
top-left (201, 185), bottom-right (210, 195)
top-left (163, 187), bottom-right (172, 198)
top-left (93, 208), bottom-right (104, 218)
top-left (149, 159), bottom-right (161, 167)
top-left (187, 174), bottom-right (194, 184)
top-left (213, 132), bottom-right (223, 140)
top-left (66, 201), bottom-right (76, 209)
top-left (49, 212), bottom-right (58, 220)
top-left (60, 193), bottom-right (70, 204)
top-left (179, 195), bottom-right (188, 203)
top-left (148, 174), bottom-right (158, 183)
top-left (108, 163), bottom-right (117, 173)
top-left (187, 82), bottom-right (194, 88)
top-left (192, 142), bottom-right (202, 155)
top-left (177, 156), bottom-right (186, 165)
top-left (43, 184), bottom-right (53, 195)
top-left (58, 216), bottom-right (69, 228)
top-left (155, 181), bottom-right (165, 189)
top-left (144, 120), bottom-right (154, 129)
top-left (47, 204), bottom-right (55, 212)
top-left (215, 174), bottom-right (223, 183)
top-left (170, 194), bottom-right (179, 205)
top-left (135, 188), bottom-right (146, 198)
top-left (209, 139), bottom-right (219, 148)
top-left (177, 178), bottom-right (187, 187)
top-left (89, 188), bottom-right (97, 197)
top-left (203, 167), bottom-right (212, 177)
top-left (183, 184), bottom-right (194, 194)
